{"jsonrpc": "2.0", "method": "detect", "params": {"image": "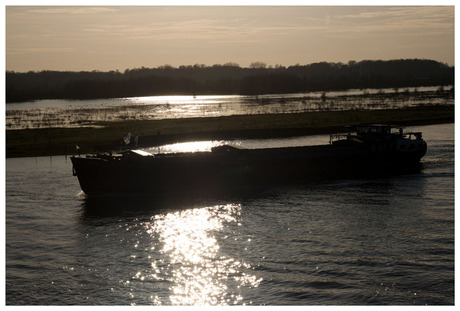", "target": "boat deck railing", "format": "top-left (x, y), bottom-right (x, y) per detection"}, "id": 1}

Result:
top-left (330, 129), bottom-right (424, 145)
